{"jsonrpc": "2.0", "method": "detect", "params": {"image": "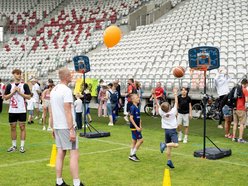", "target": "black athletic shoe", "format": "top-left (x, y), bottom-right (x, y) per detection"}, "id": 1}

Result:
top-left (129, 154), bottom-right (139, 162)
top-left (56, 180), bottom-right (70, 186)
top-left (31, 121), bottom-right (34, 124)
top-left (133, 154), bottom-right (140, 161)
top-left (27, 121), bottom-right (31, 124)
